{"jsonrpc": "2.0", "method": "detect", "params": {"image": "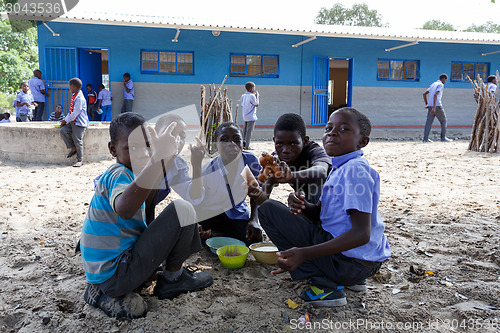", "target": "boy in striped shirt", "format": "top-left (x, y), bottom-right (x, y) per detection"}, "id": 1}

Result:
top-left (80, 113), bottom-right (213, 319)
